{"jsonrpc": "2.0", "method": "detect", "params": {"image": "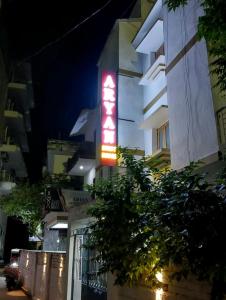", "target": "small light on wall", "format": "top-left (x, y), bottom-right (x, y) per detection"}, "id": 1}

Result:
top-left (155, 288), bottom-right (163, 300)
top-left (79, 165), bottom-right (84, 170)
